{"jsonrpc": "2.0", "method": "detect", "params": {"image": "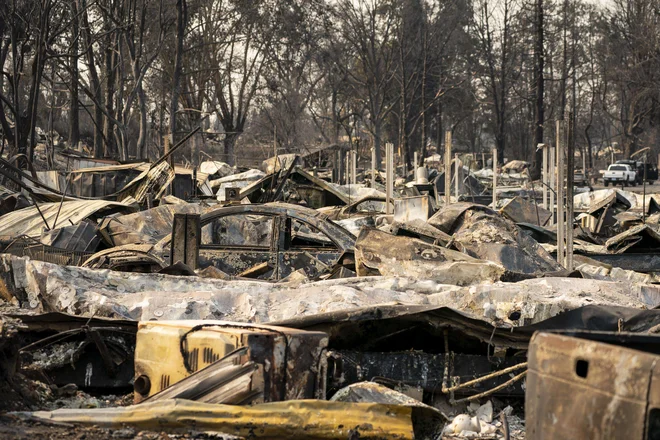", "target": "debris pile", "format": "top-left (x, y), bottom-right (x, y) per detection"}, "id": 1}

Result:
top-left (2, 148), bottom-right (660, 439)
